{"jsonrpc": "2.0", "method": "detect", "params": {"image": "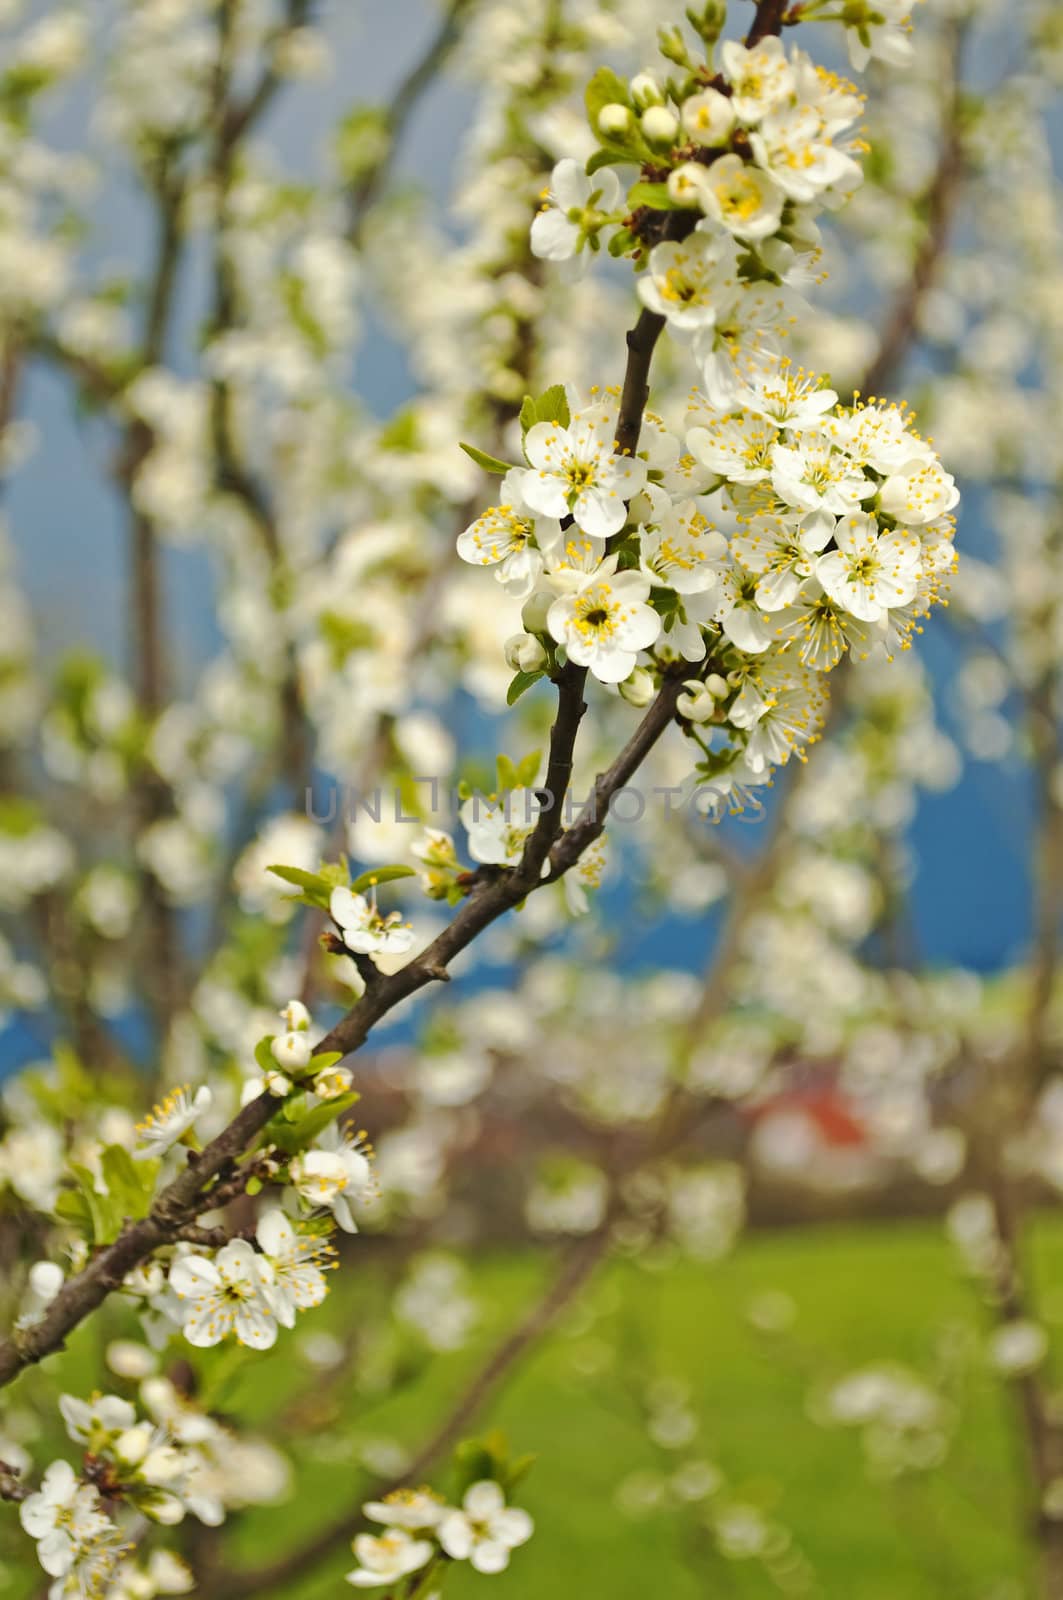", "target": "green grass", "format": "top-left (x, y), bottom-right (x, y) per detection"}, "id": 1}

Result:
top-left (5, 1216), bottom-right (1059, 1598)
top-left (226, 1217), bottom-right (1057, 1600)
